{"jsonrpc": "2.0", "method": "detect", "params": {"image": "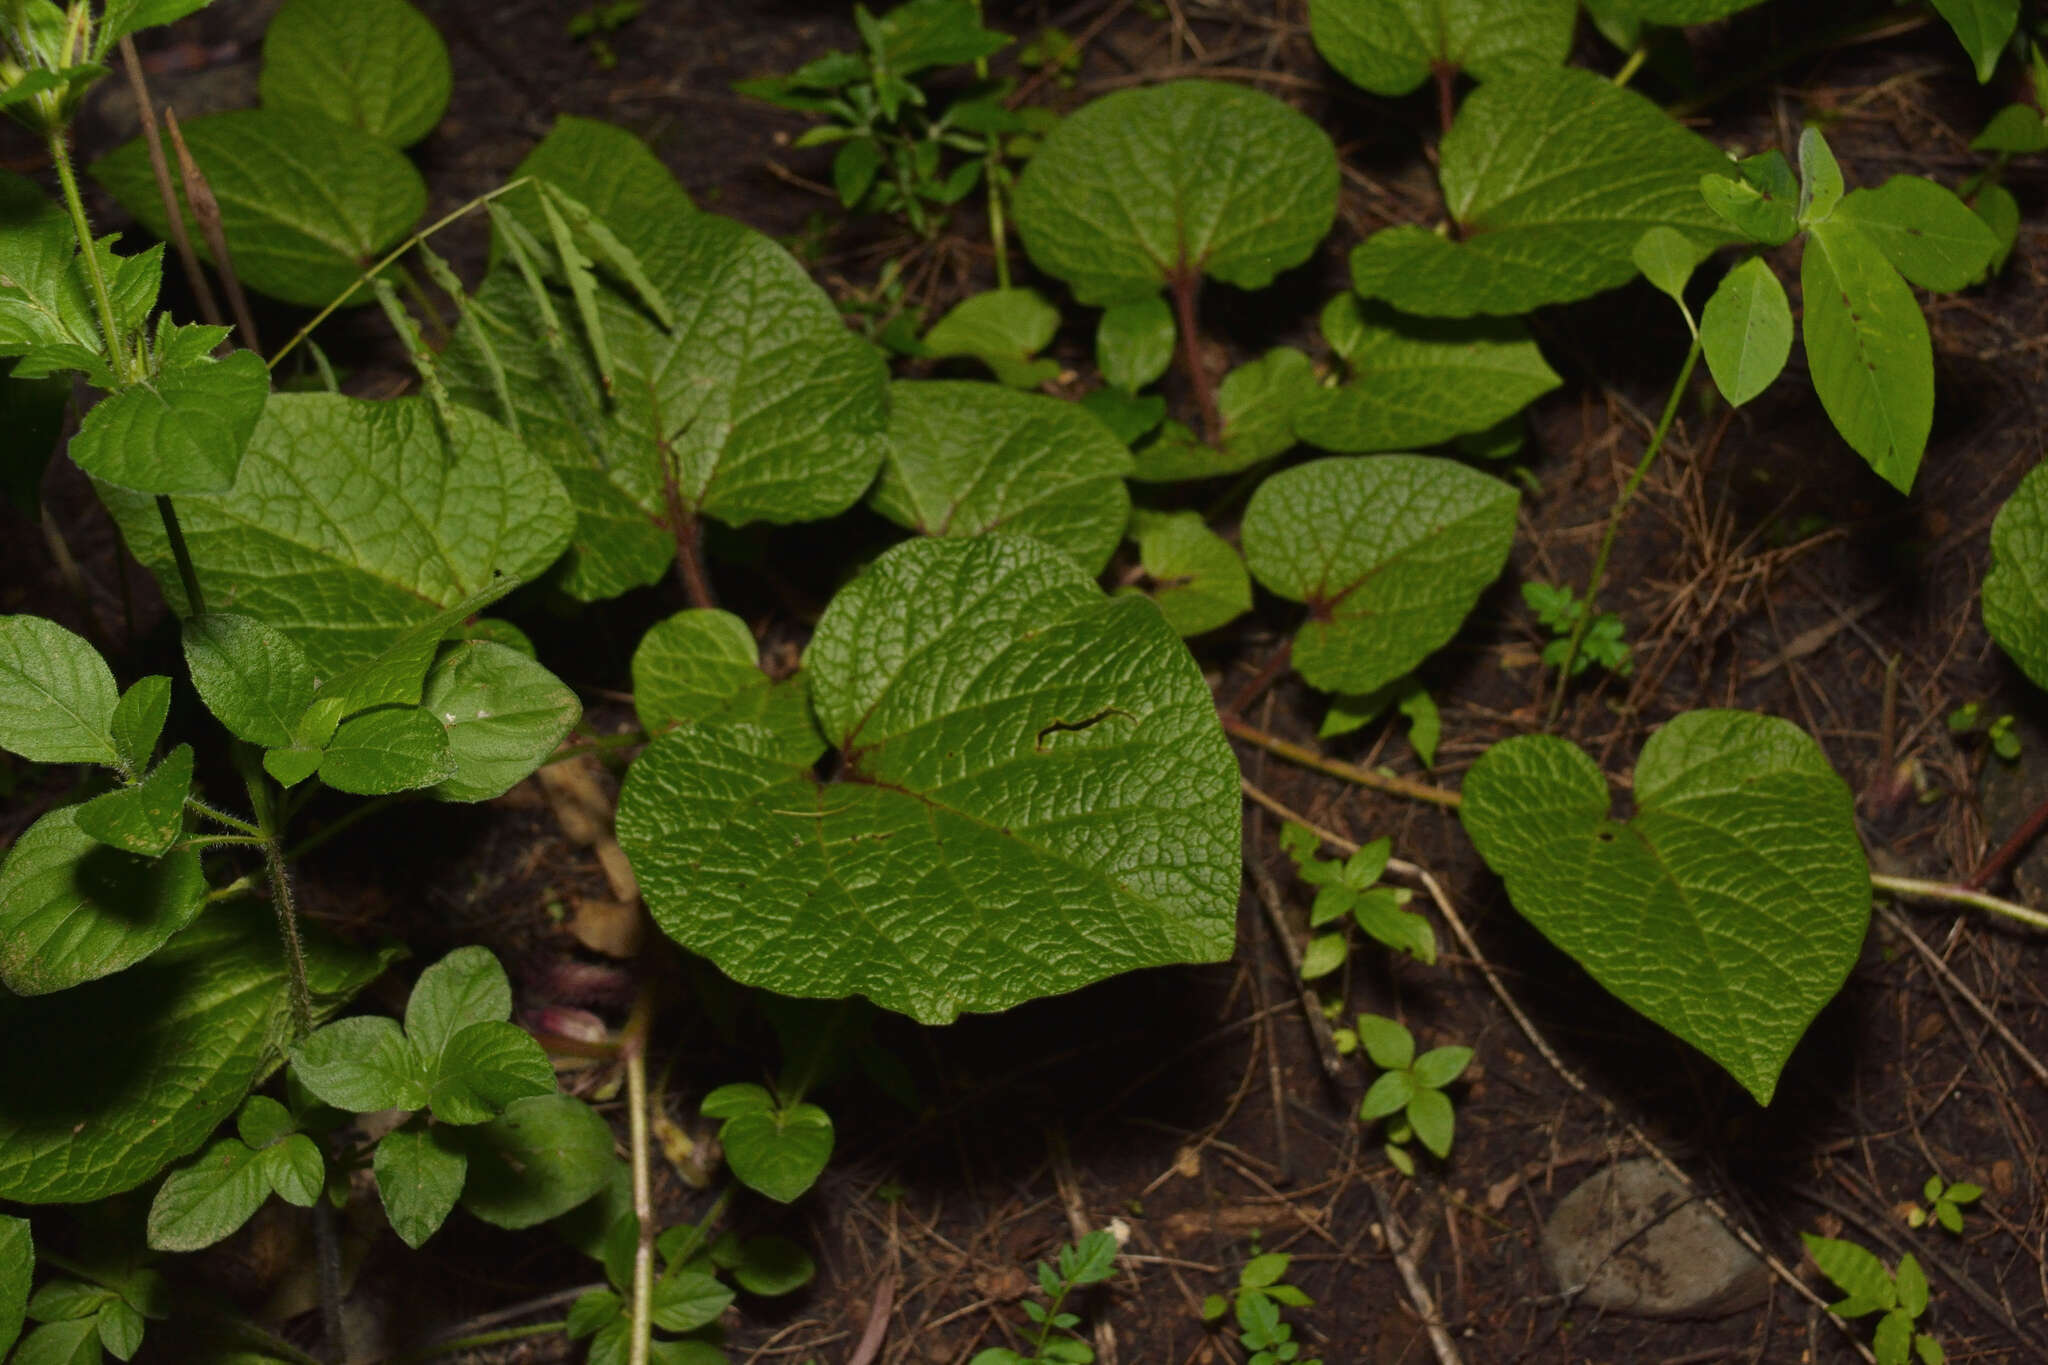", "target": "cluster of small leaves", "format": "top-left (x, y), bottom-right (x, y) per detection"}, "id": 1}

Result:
top-left (1946, 701), bottom-right (2021, 762)
top-left (1521, 582), bottom-right (1632, 679)
top-left (1351, 1014), bottom-right (1472, 1173)
top-left (3, 1252), bottom-right (166, 1365)
top-left (1908, 1175), bottom-right (1985, 1235)
top-left (567, 1211), bottom-right (815, 1365)
top-left (1280, 823), bottom-right (1434, 976)
top-left (735, 0), bottom-right (1050, 237)
top-left (971, 1229), bottom-right (1119, 1365)
top-left (1199, 1252), bottom-right (1322, 1365)
top-left (1803, 1234), bottom-right (1945, 1365)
